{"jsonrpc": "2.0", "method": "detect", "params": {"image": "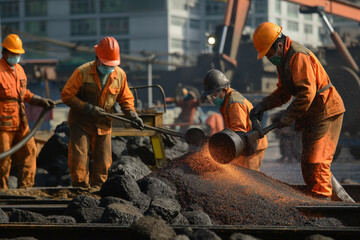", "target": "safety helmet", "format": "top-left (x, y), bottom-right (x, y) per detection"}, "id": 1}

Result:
top-left (253, 22), bottom-right (282, 59)
top-left (201, 69), bottom-right (229, 97)
top-left (94, 37), bottom-right (120, 66)
top-left (2, 34), bottom-right (25, 54)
